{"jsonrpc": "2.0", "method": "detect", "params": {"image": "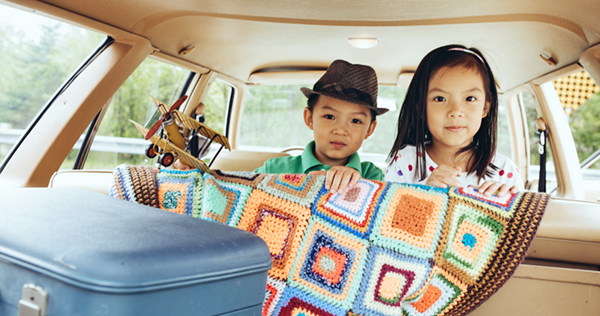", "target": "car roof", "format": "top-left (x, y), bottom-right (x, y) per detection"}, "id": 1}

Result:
top-left (11, 0), bottom-right (600, 91)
